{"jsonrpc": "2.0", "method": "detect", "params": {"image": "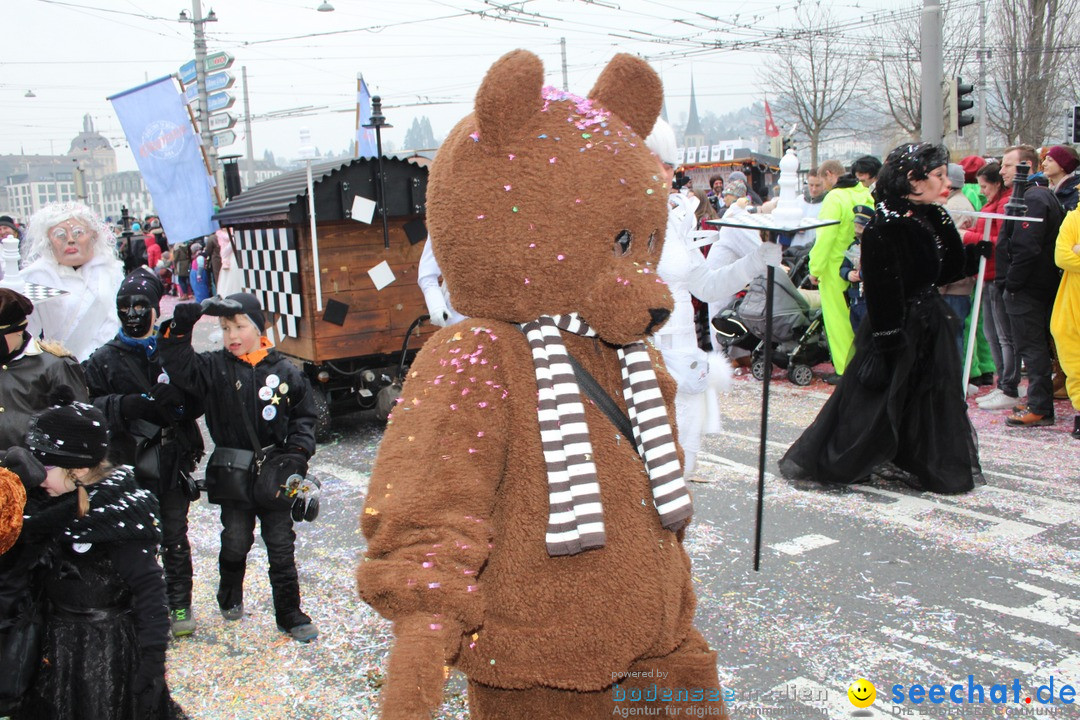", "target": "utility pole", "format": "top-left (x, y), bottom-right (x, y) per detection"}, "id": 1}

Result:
top-left (560, 37), bottom-right (569, 91)
top-left (977, 0), bottom-right (987, 156)
top-left (183, 1), bottom-right (219, 183)
top-left (242, 65), bottom-right (255, 189)
top-left (920, 0), bottom-right (944, 143)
